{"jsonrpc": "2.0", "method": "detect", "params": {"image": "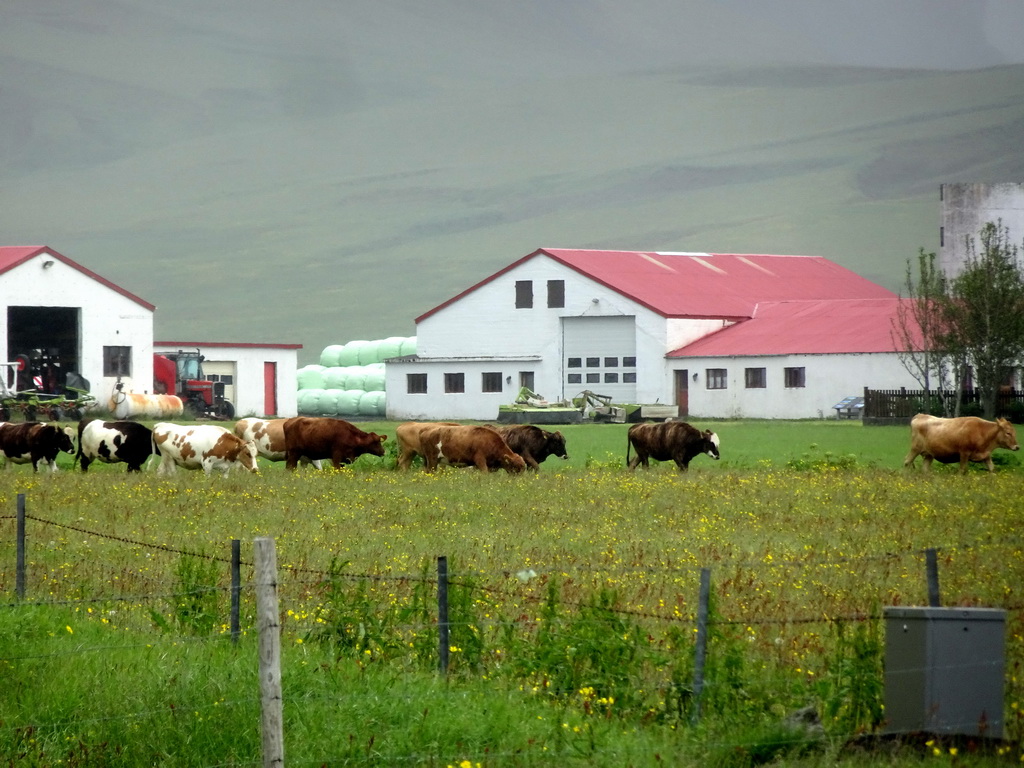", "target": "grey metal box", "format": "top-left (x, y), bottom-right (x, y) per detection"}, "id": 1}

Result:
top-left (884, 606), bottom-right (1005, 738)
